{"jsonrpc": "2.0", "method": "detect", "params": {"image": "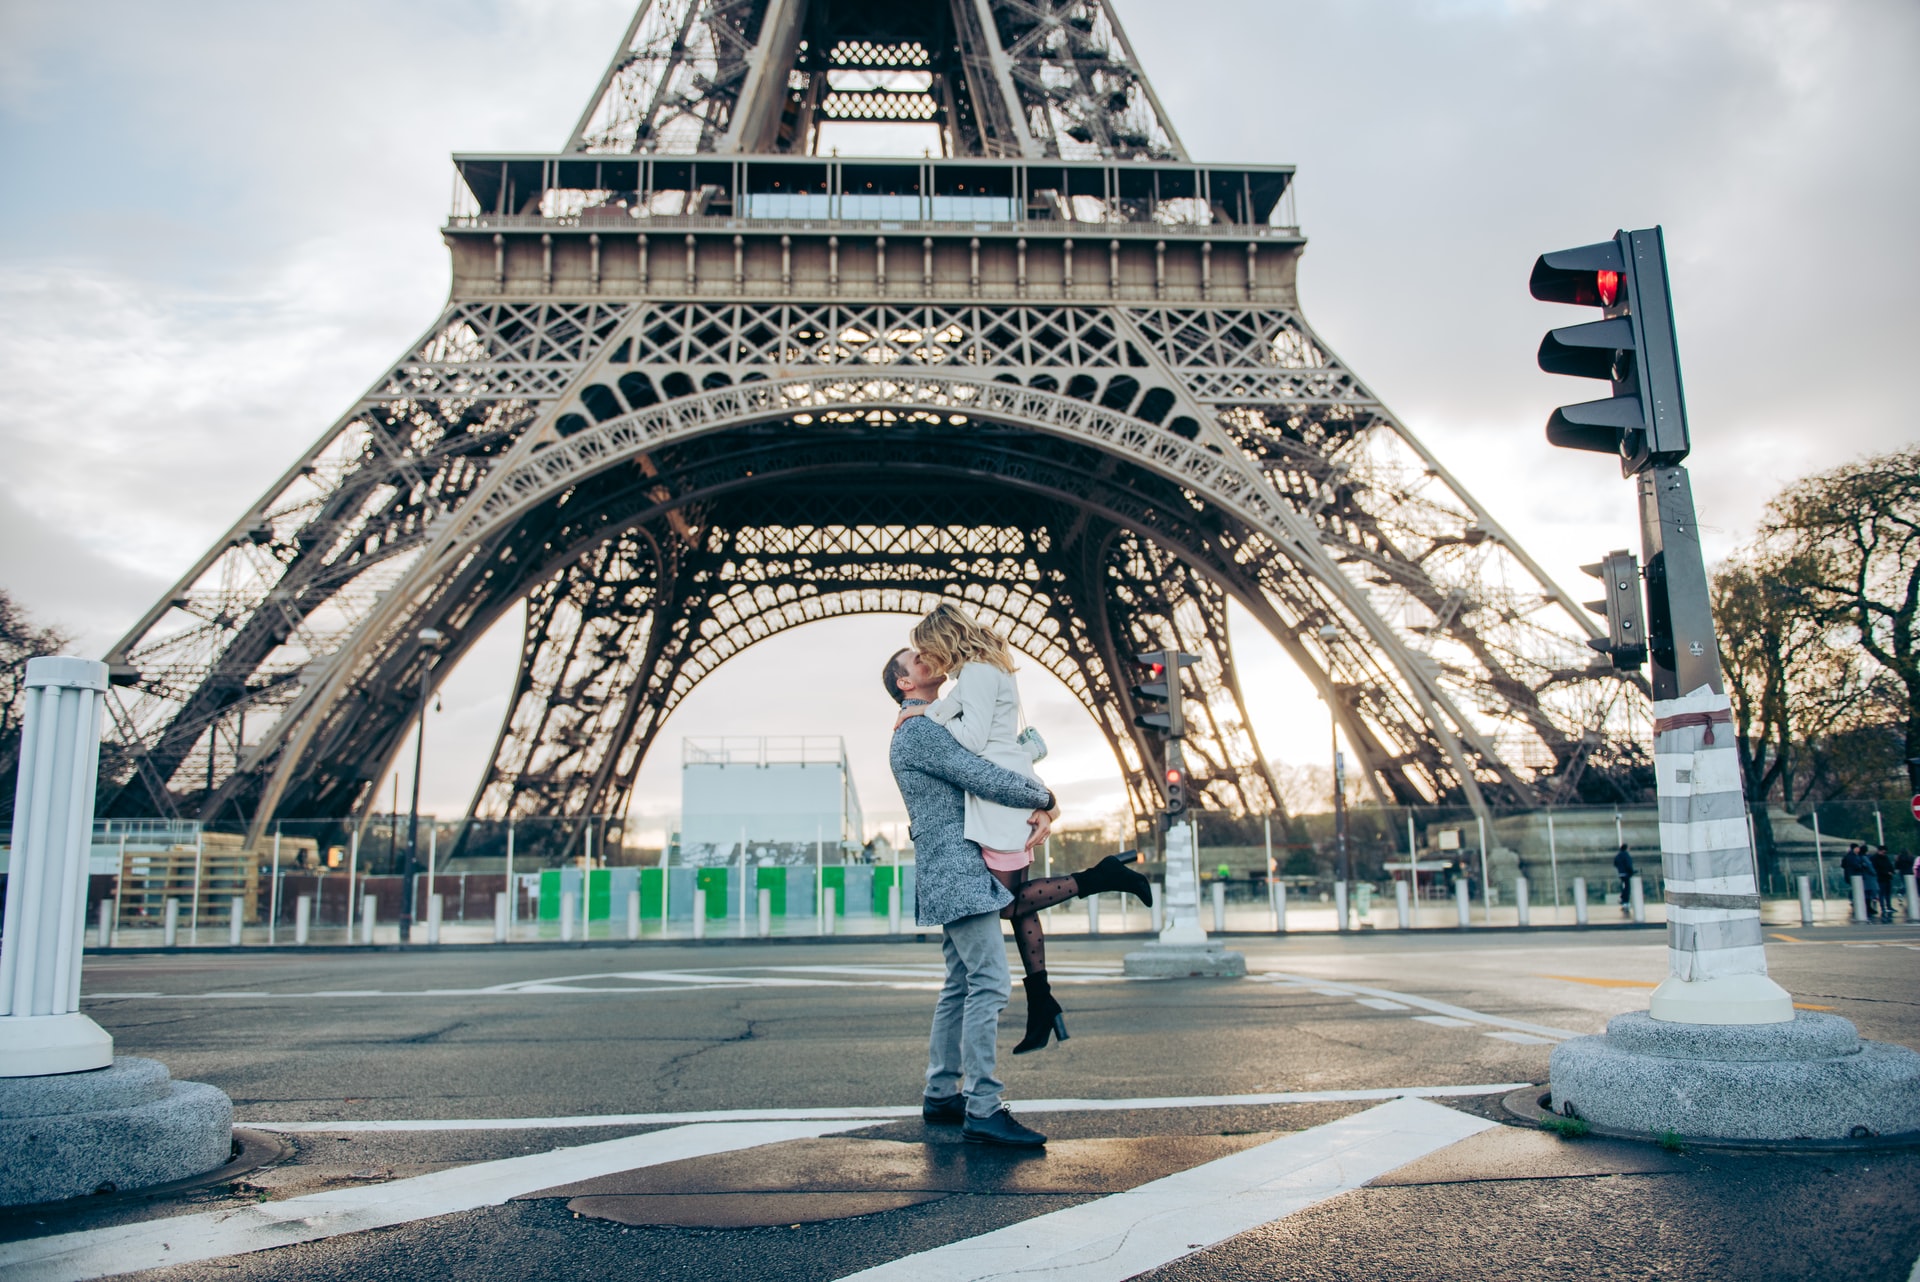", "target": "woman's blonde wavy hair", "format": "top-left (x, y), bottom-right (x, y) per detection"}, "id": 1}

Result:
top-left (911, 602), bottom-right (1016, 679)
